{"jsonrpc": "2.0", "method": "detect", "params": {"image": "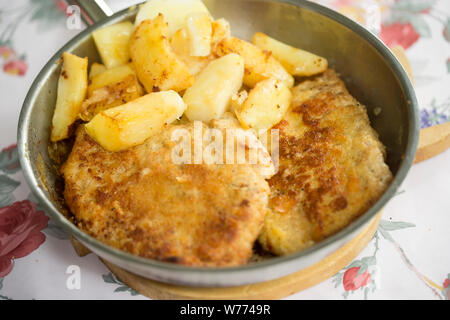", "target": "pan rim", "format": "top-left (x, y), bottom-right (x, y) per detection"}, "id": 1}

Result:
top-left (17, 0), bottom-right (419, 286)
